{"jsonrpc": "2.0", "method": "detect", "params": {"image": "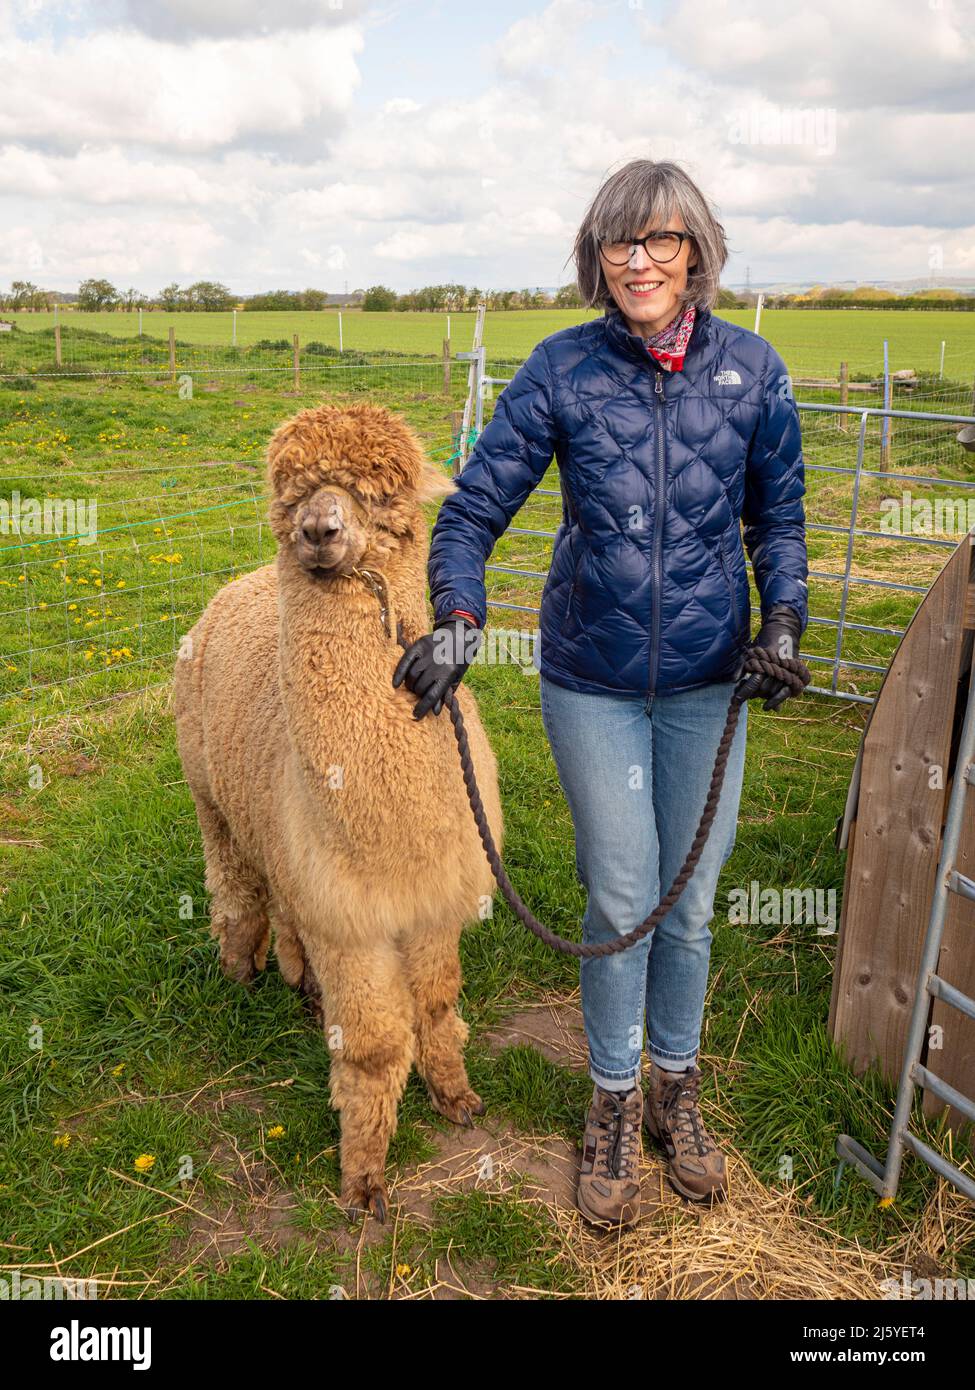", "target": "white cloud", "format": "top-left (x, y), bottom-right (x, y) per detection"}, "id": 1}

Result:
top-left (0, 0), bottom-right (971, 293)
top-left (0, 26), bottom-right (363, 152)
